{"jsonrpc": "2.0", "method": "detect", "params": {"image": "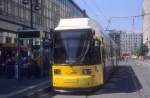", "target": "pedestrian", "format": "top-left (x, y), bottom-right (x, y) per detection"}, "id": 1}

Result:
top-left (24, 57), bottom-right (32, 78)
top-left (6, 55), bottom-right (15, 78)
top-left (32, 58), bottom-right (40, 78)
